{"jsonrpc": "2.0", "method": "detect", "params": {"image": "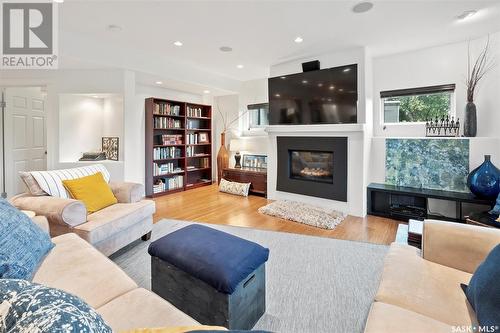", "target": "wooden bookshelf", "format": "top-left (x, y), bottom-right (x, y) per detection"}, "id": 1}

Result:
top-left (145, 98), bottom-right (213, 197)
